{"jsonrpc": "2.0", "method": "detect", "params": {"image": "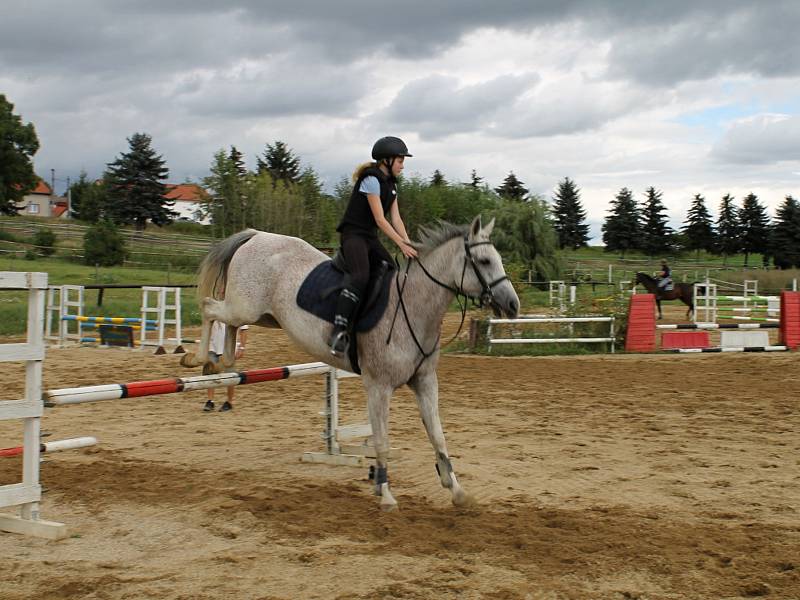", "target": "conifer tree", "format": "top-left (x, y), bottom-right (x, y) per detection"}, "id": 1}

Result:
top-left (681, 193), bottom-right (716, 256)
top-left (468, 169), bottom-right (483, 188)
top-left (105, 132), bottom-right (174, 230)
top-left (0, 94), bottom-right (39, 215)
top-left (430, 169), bottom-right (446, 186)
top-left (229, 145), bottom-right (248, 177)
top-left (601, 187), bottom-right (640, 257)
top-left (739, 192), bottom-right (770, 266)
top-left (640, 186), bottom-right (673, 255)
top-left (716, 194), bottom-right (740, 264)
top-left (551, 177), bottom-right (589, 249)
top-left (257, 141), bottom-right (301, 184)
top-left (494, 171), bottom-right (528, 201)
top-left (771, 195), bottom-right (800, 269)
